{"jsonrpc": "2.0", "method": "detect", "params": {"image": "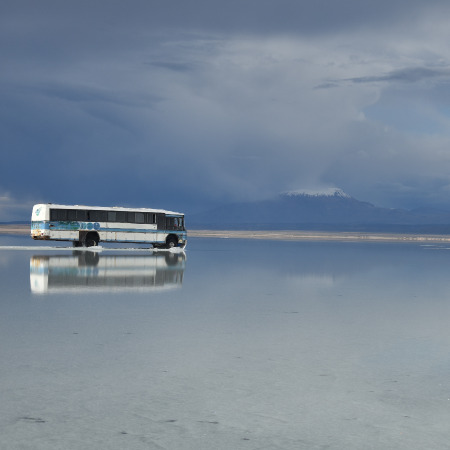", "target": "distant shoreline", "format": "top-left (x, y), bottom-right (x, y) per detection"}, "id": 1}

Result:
top-left (188, 229), bottom-right (450, 243)
top-left (4, 224), bottom-right (450, 243)
top-left (0, 224), bottom-right (29, 235)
